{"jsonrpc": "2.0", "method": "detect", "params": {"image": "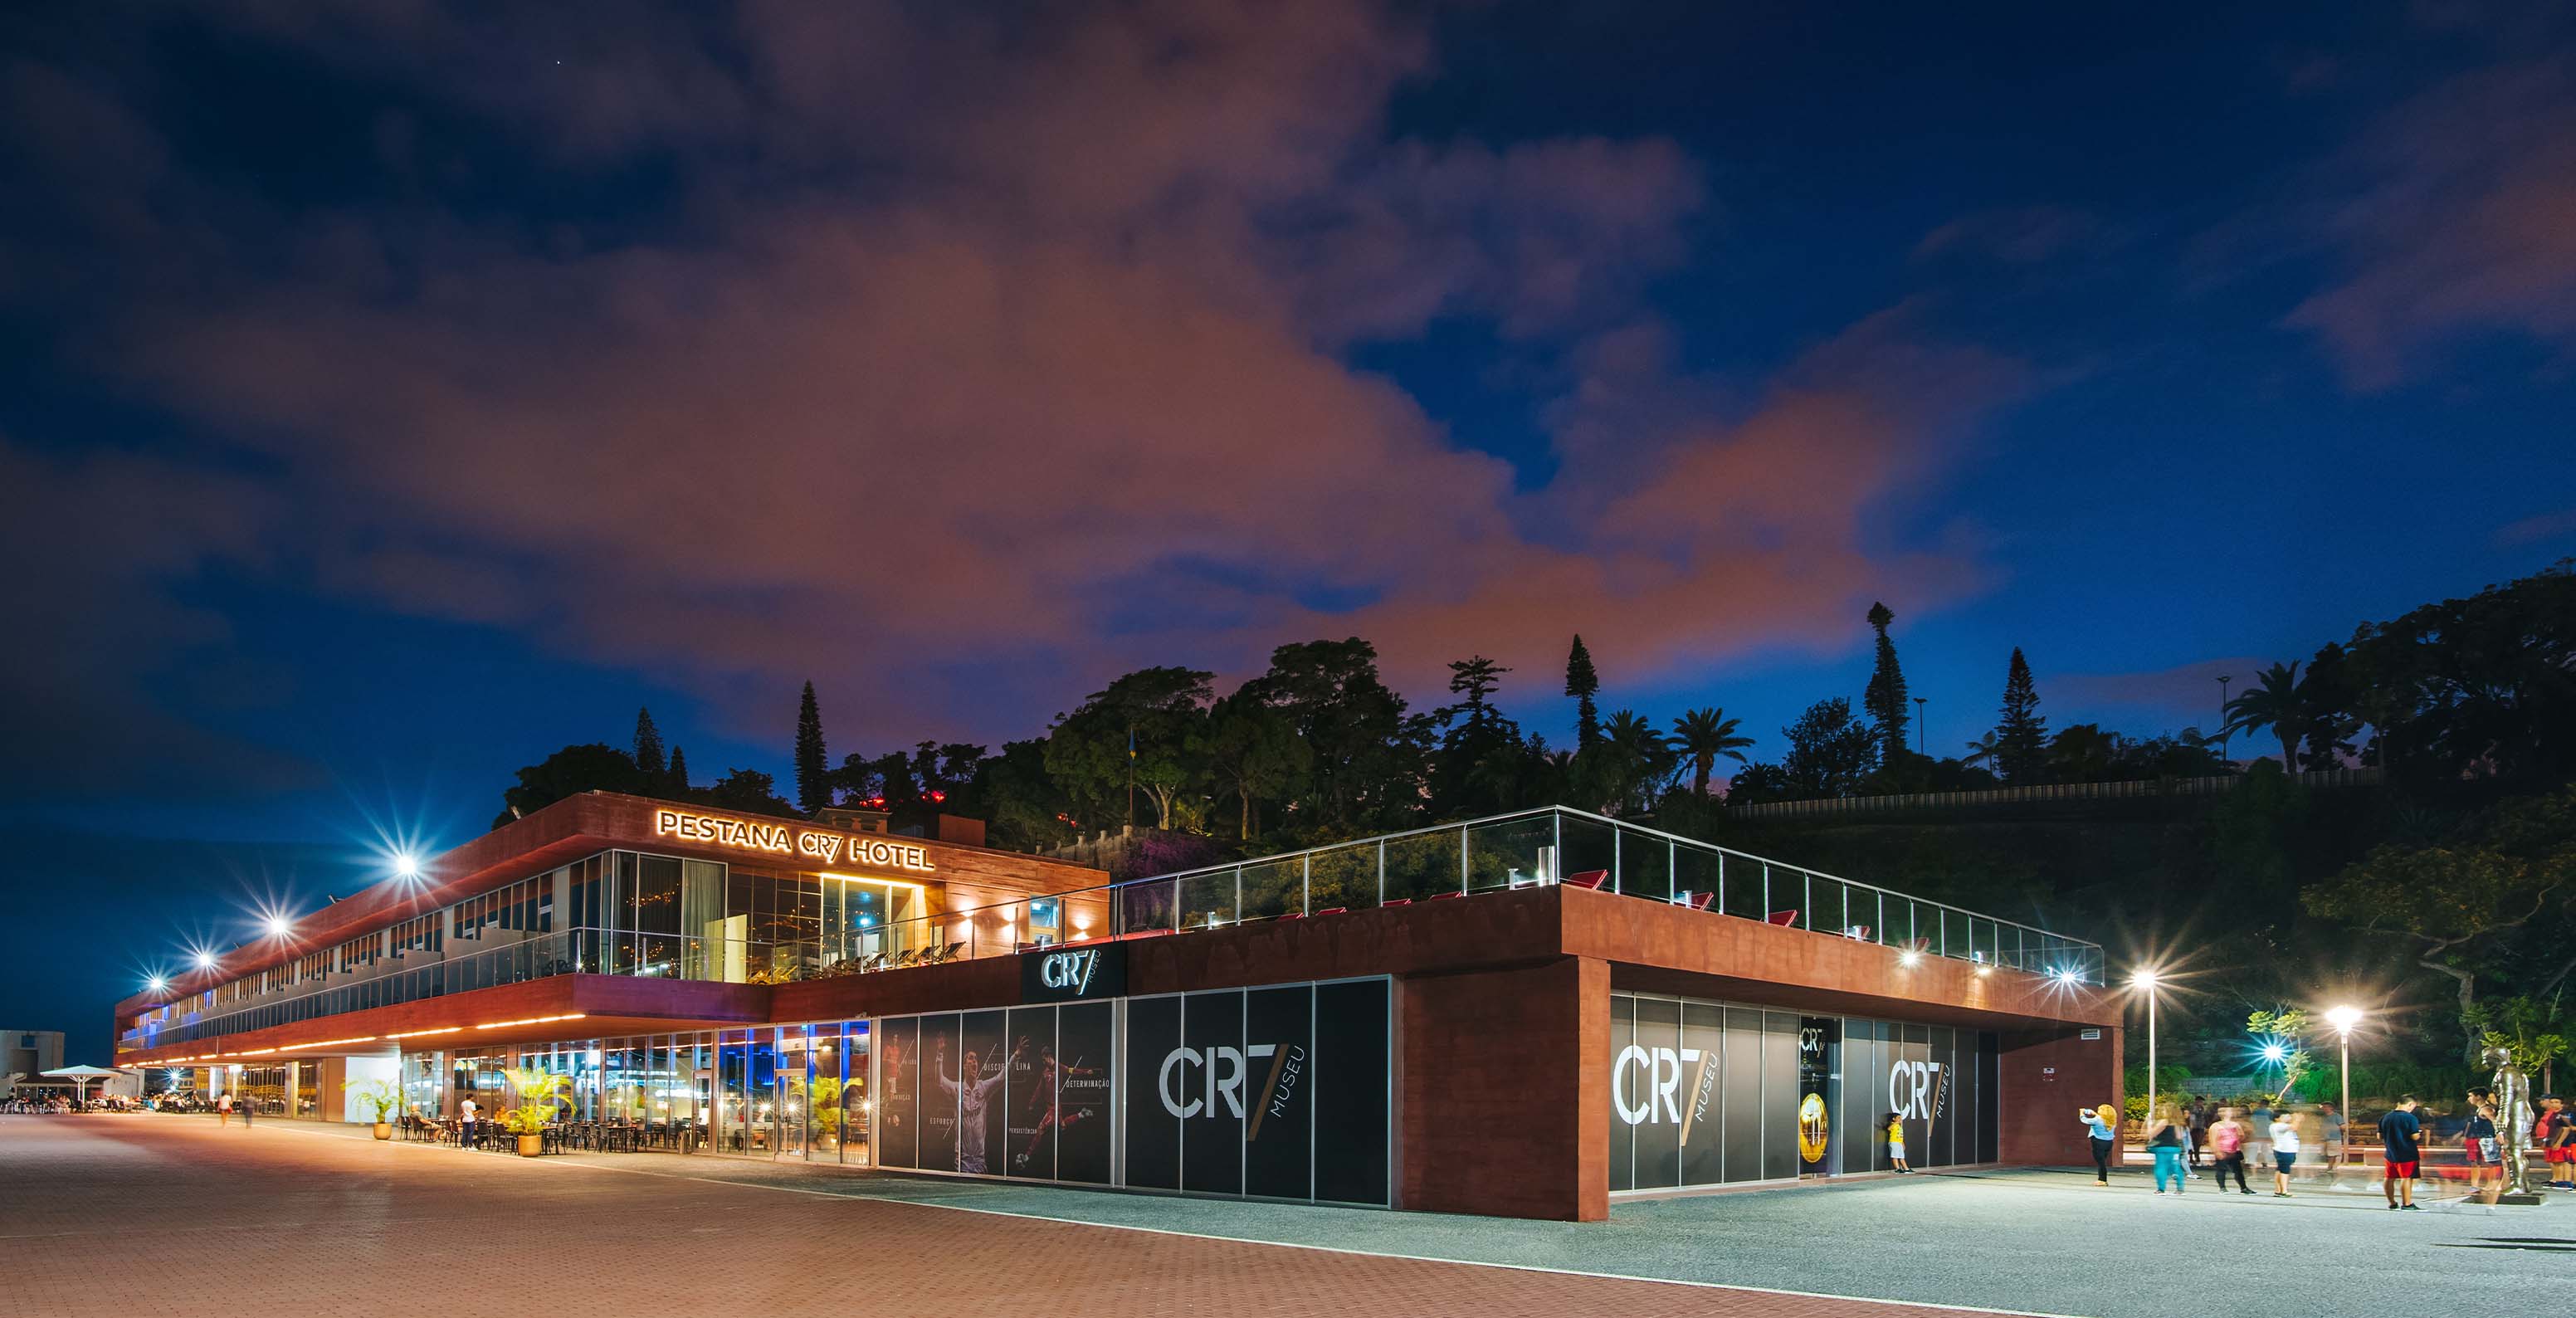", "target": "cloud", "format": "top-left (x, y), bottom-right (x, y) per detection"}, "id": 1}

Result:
top-left (9, 0), bottom-right (2027, 758)
top-left (0, 441), bottom-right (317, 798)
top-left (2284, 54), bottom-right (2576, 389)
top-left (2495, 507), bottom-right (2576, 547)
